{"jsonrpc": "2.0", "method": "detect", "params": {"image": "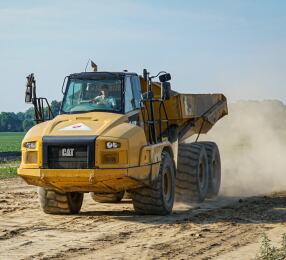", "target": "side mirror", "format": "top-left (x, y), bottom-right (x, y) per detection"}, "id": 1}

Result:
top-left (25, 85), bottom-right (33, 103)
top-left (159, 73), bottom-right (171, 82)
top-left (143, 69), bottom-right (148, 81)
top-left (162, 82), bottom-right (171, 100)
